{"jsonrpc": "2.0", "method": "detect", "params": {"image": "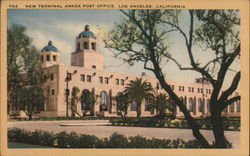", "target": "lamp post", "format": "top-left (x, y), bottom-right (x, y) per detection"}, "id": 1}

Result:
top-left (65, 70), bottom-right (77, 117)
